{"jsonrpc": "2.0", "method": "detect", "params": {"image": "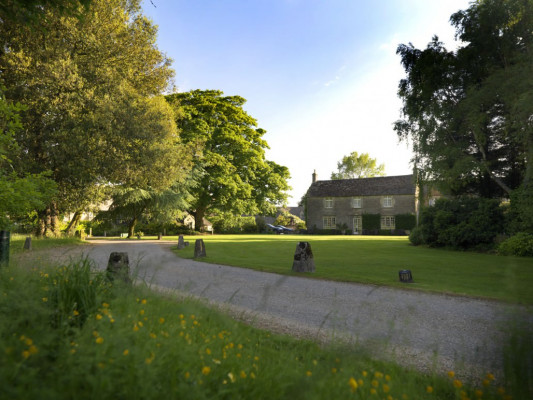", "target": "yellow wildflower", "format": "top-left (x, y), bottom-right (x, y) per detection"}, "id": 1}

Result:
top-left (250, 372), bottom-right (256, 379)
top-left (385, 374), bottom-right (391, 381)
top-left (202, 366), bottom-right (211, 375)
top-left (306, 371), bottom-right (312, 377)
top-left (331, 367), bottom-right (337, 374)
top-left (133, 324), bottom-right (139, 332)
top-left (358, 379), bottom-right (364, 386)
top-left (159, 317), bottom-right (165, 324)
top-left (362, 370), bottom-right (368, 377)
top-left (240, 371), bottom-right (247, 379)
top-left (24, 338), bottom-right (33, 346)
top-left (96, 314), bottom-right (102, 320)
top-left (141, 299), bottom-right (147, 304)
top-left (22, 350), bottom-right (30, 359)
top-left (206, 348), bottom-right (211, 355)
top-left (448, 371), bottom-right (455, 378)
top-left (95, 337), bottom-right (104, 344)
top-left (92, 331), bottom-right (99, 337)
top-left (28, 345), bottom-right (38, 355)
top-left (123, 349), bottom-right (129, 356)
top-left (73, 310), bottom-right (80, 316)
top-left (374, 371), bottom-right (383, 379)
top-left (349, 377), bottom-right (358, 392)
top-left (426, 386), bottom-right (434, 393)
top-left (370, 388), bottom-right (377, 395)
top-left (102, 302), bottom-right (109, 308)
top-left (228, 372), bottom-right (236, 383)
top-left (486, 373), bottom-right (495, 381)
top-left (453, 379), bottom-right (463, 389)
top-left (42, 297), bottom-right (48, 302)
top-left (140, 310), bottom-right (145, 315)
top-left (475, 389), bottom-right (483, 398)
top-left (383, 384), bottom-right (390, 393)
top-left (371, 379), bottom-right (379, 388)
top-left (483, 379), bottom-right (490, 386)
